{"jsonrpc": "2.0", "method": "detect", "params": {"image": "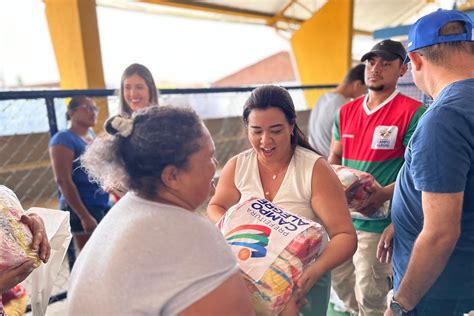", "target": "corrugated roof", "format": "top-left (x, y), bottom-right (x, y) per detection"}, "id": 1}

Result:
top-left (97, 0), bottom-right (455, 36)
